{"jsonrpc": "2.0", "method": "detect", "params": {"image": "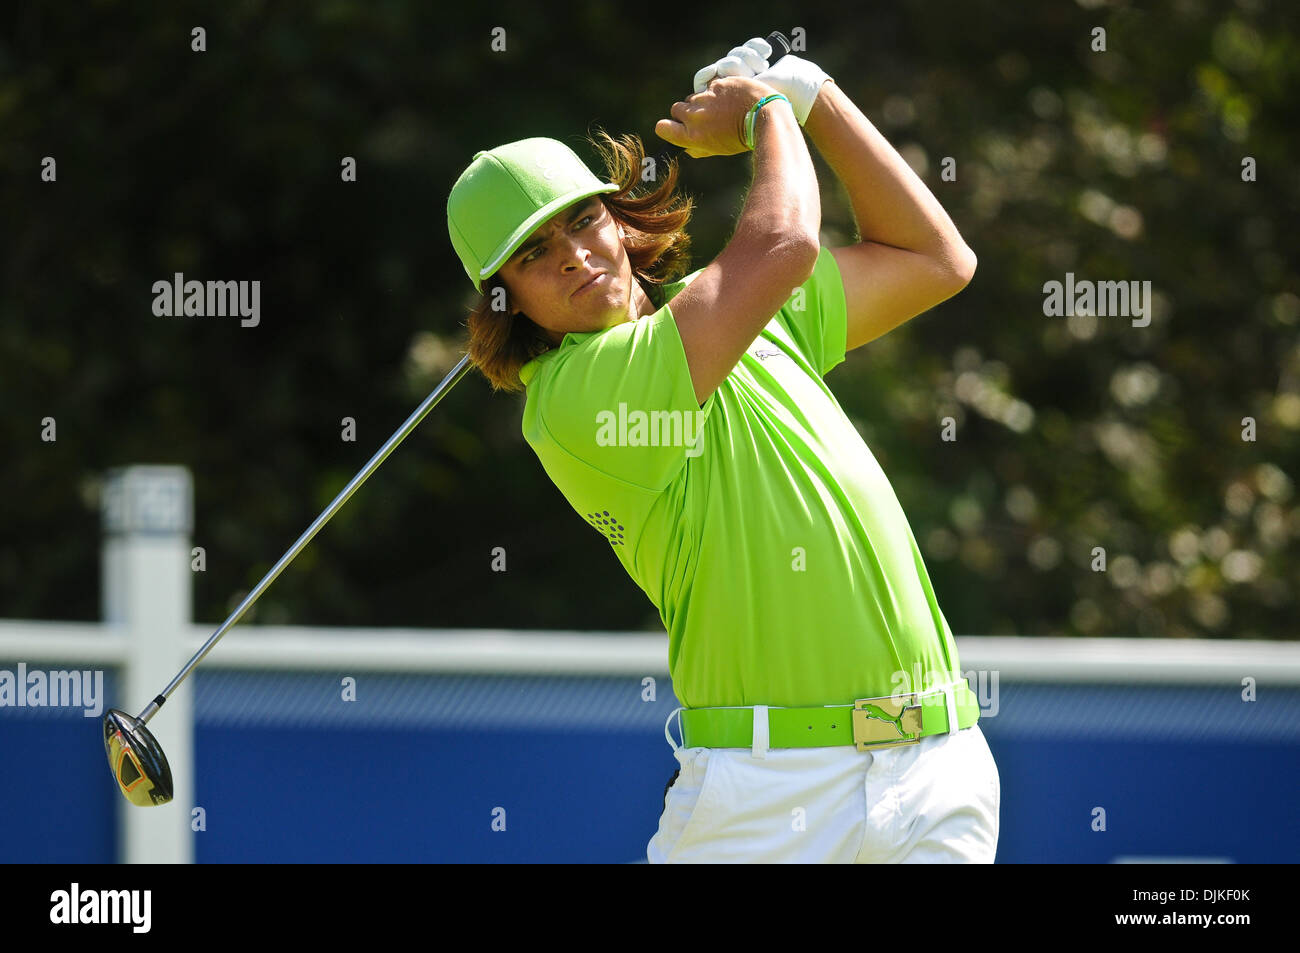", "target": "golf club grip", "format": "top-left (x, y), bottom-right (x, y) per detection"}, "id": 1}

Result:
top-left (765, 31), bottom-right (791, 61)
